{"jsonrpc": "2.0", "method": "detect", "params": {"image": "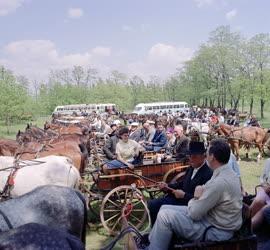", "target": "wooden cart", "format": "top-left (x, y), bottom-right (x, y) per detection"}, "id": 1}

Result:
top-left (87, 161), bottom-right (188, 235)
